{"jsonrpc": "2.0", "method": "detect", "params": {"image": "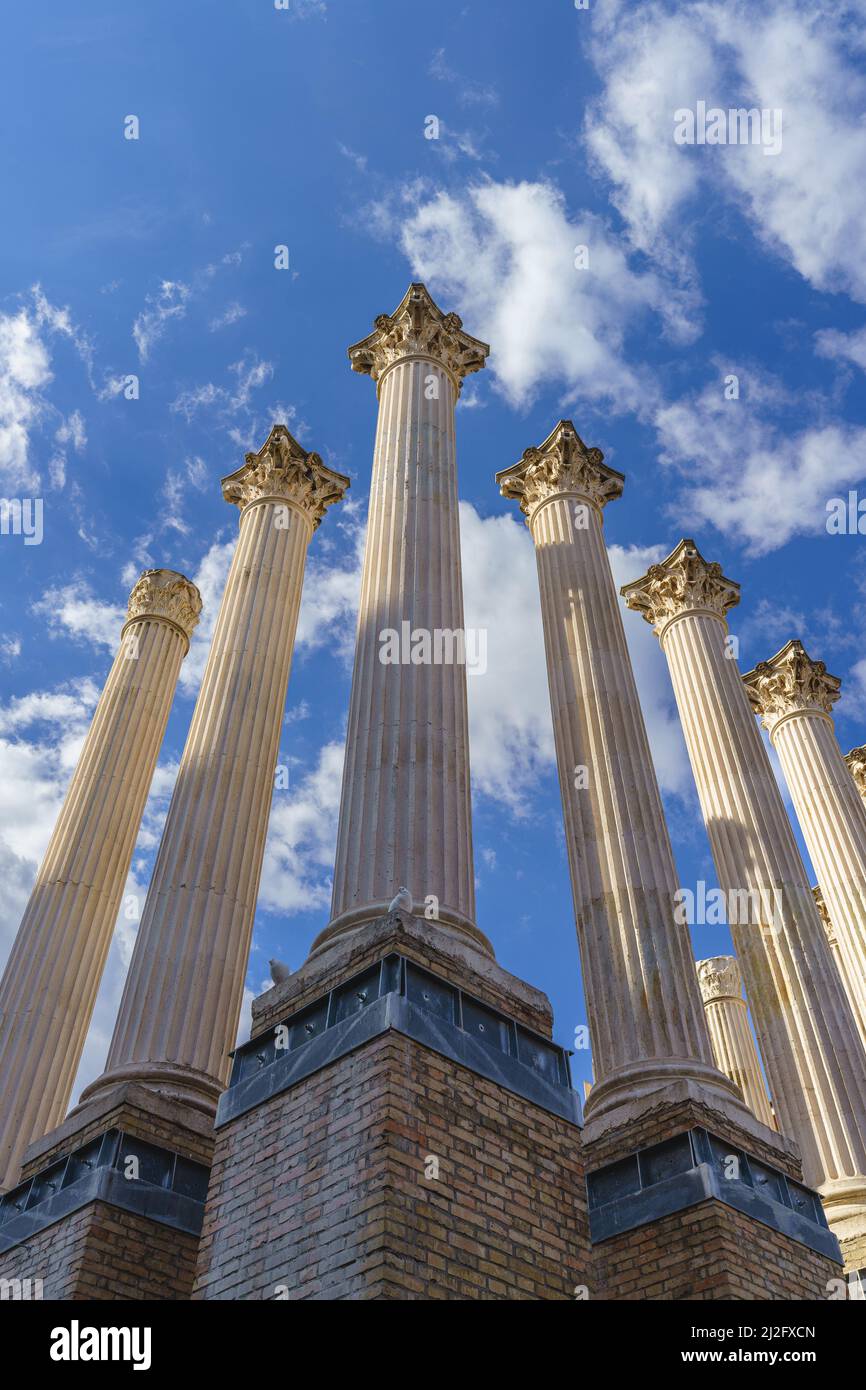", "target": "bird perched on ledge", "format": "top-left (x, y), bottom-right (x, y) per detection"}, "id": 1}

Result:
top-left (269, 958), bottom-right (292, 984)
top-left (388, 886), bottom-right (413, 915)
